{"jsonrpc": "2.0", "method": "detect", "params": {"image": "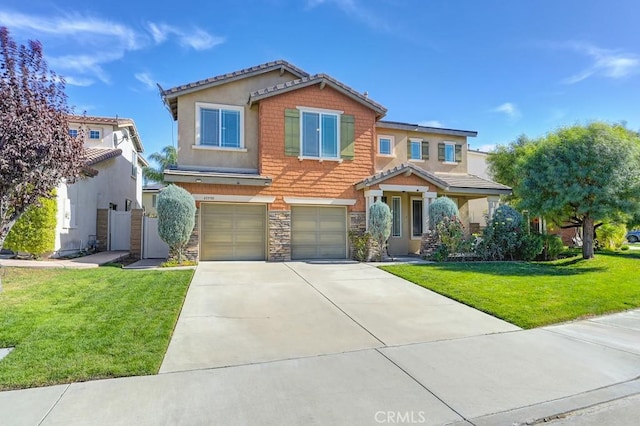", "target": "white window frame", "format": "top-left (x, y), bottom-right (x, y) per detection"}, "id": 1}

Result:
top-left (410, 197), bottom-right (423, 240)
top-left (131, 152), bottom-right (138, 178)
top-left (297, 106), bottom-right (342, 161)
top-left (194, 102), bottom-right (245, 151)
top-left (409, 138), bottom-right (423, 162)
top-left (443, 141), bottom-right (457, 164)
top-left (69, 129), bottom-right (78, 138)
top-left (391, 196), bottom-right (402, 238)
top-left (377, 135), bottom-right (394, 157)
top-left (89, 129), bottom-right (101, 140)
